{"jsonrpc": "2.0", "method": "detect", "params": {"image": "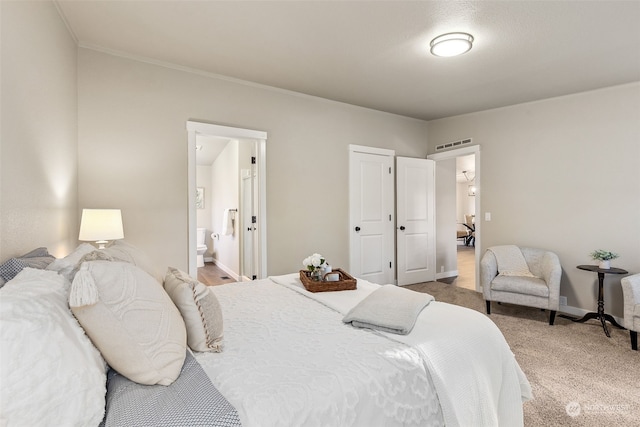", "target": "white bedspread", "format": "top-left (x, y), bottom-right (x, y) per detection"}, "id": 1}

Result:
top-left (196, 278), bottom-right (443, 427)
top-left (196, 275), bottom-right (531, 427)
top-left (271, 274), bottom-right (532, 427)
